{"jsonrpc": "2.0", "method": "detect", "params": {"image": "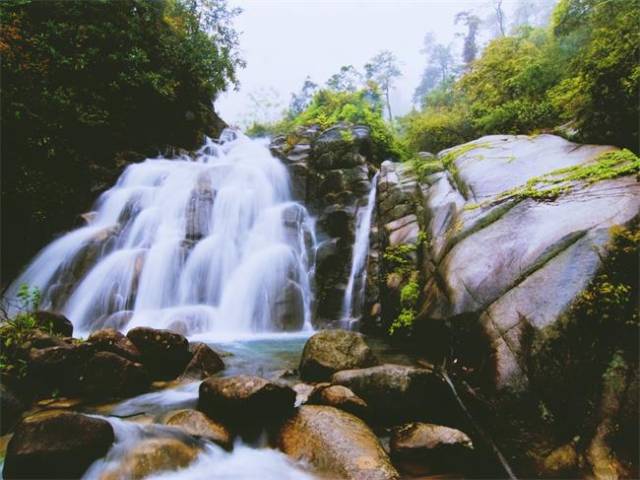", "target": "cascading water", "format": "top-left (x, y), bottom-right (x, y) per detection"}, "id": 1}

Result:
top-left (340, 172), bottom-right (379, 328)
top-left (4, 130), bottom-right (317, 338)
